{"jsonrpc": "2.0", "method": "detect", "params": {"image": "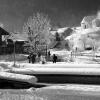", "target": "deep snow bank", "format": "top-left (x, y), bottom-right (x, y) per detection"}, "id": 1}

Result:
top-left (0, 72), bottom-right (37, 84)
top-left (6, 63), bottom-right (100, 75)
